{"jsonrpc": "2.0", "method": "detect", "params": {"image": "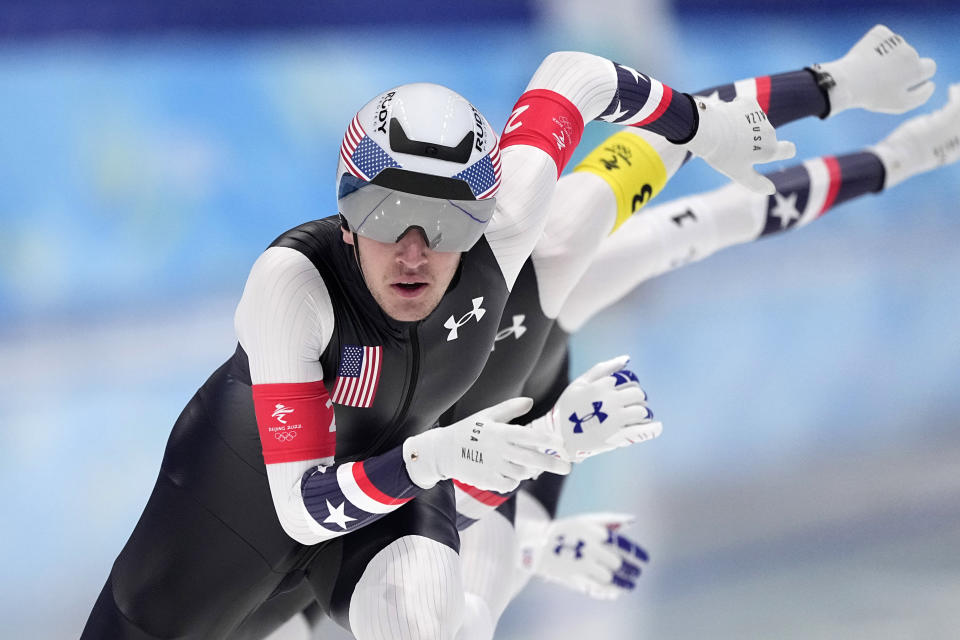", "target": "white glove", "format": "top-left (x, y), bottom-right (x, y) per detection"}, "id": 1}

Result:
top-left (812, 24), bottom-right (936, 116)
top-left (871, 83), bottom-right (960, 189)
top-left (685, 95), bottom-right (797, 195)
top-left (531, 355), bottom-right (662, 462)
top-left (403, 397), bottom-right (572, 493)
top-left (525, 512), bottom-right (649, 600)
